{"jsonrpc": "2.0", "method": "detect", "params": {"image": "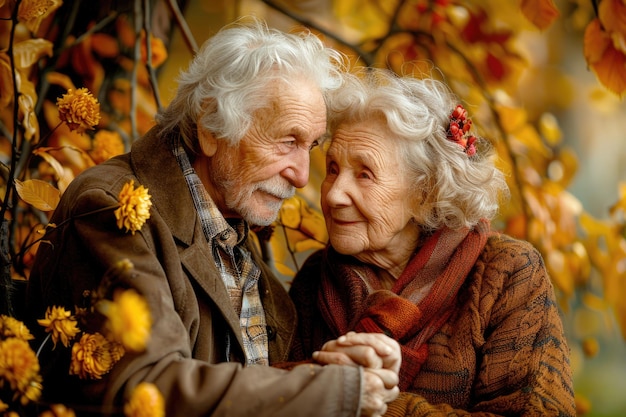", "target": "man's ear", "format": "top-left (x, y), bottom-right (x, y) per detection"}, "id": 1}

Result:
top-left (197, 126), bottom-right (218, 157)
